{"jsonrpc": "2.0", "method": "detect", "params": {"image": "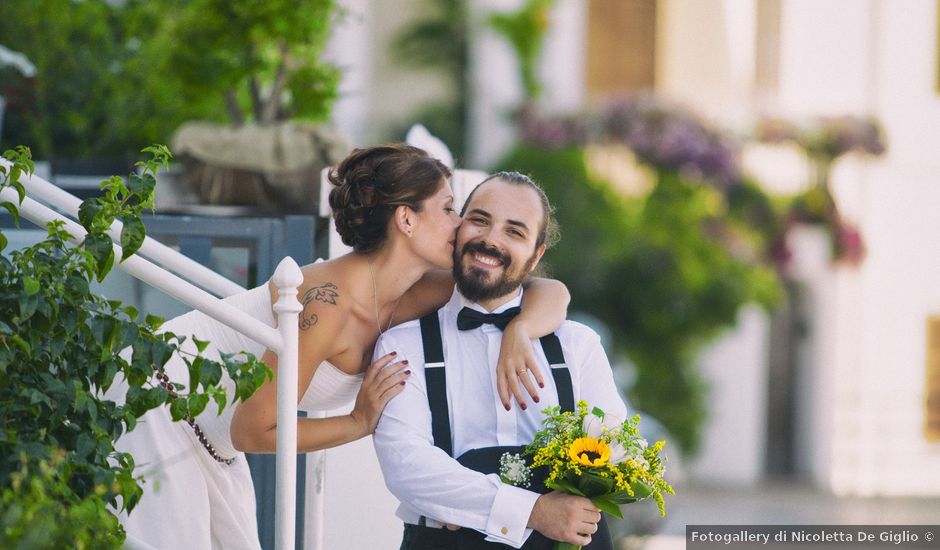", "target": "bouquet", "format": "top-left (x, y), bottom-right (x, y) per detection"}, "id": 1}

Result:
top-left (500, 401), bottom-right (673, 550)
